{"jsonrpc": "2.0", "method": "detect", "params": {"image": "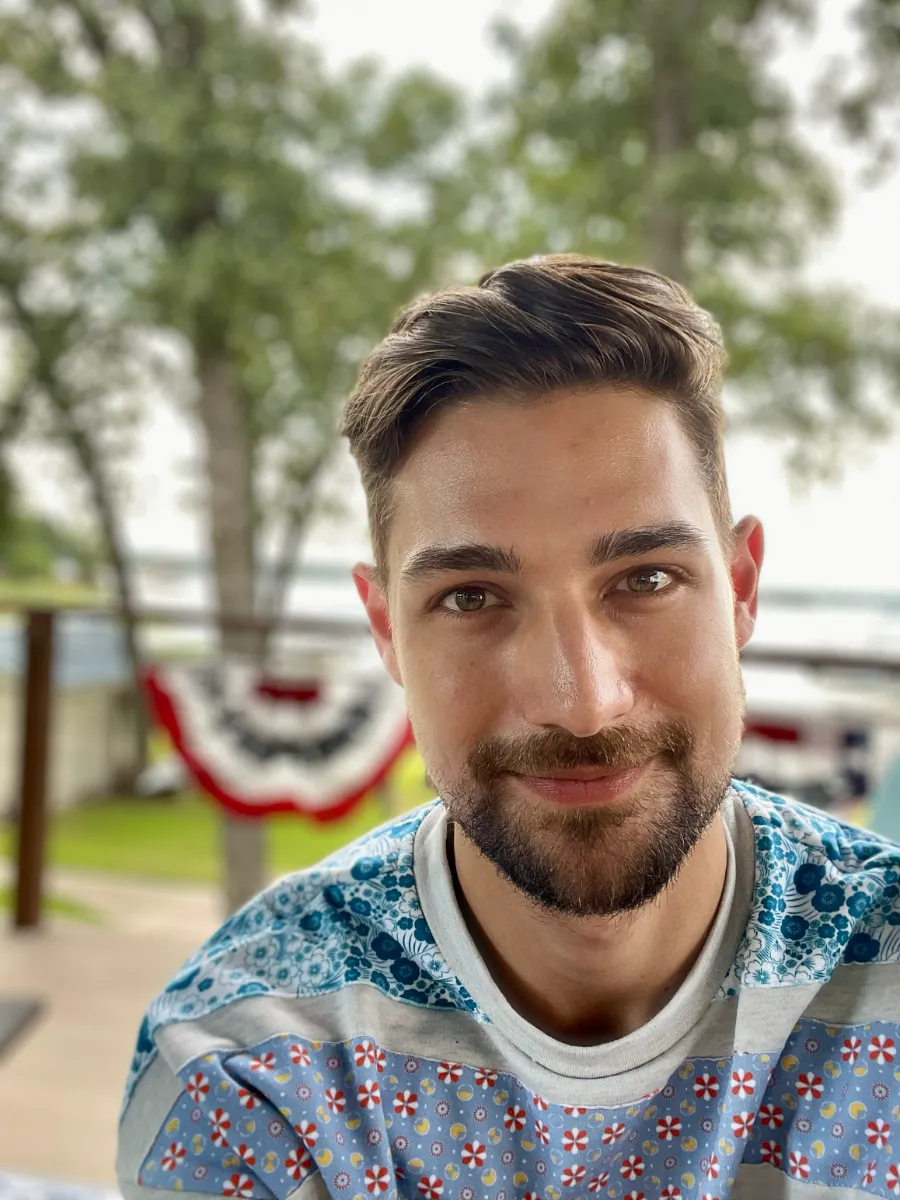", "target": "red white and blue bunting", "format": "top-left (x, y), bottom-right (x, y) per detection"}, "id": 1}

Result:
top-left (145, 660), bottom-right (414, 820)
